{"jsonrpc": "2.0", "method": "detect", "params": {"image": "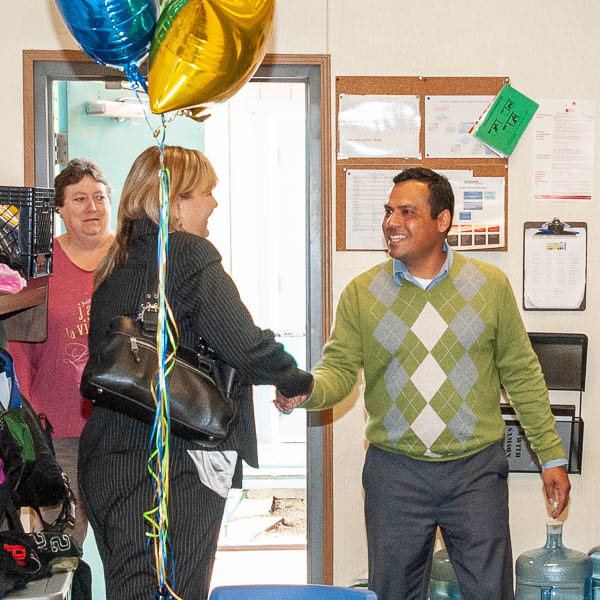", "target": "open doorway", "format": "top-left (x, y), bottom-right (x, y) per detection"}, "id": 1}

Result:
top-left (204, 81), bottom-right (309, 587)
top-left (26, 51), bottom-right (332, 591)
top-left (53, 77), bottom-right (310, 582)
